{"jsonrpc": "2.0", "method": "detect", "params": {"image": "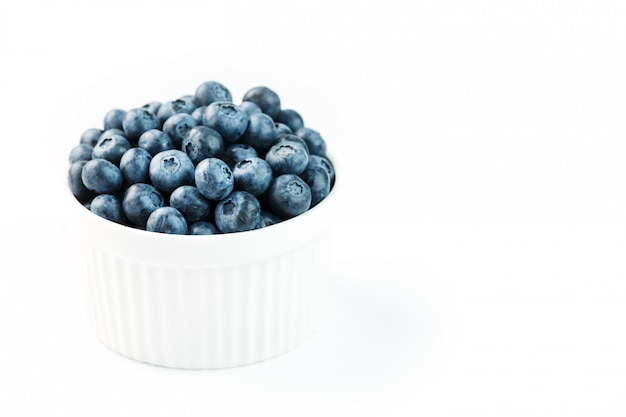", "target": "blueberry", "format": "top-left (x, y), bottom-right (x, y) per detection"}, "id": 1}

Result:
top-left (265, 140), bottom-right (309, 175)
top-left (188, 221), bottom-right (221, 235)
top-left (276, 109), bottom-right (304, 133)
top-left (141, 101), bottom-right (162, 115)
top-left (267, 174), bottom-right (311, 219)
top-left (68, 144), bottom-right (93, 163)
top-left (149, 150), bottom-right (195, 194)
top-left (257, 210), bottom-right (282, 228)
top-left (68, 160), bottom-right (95, 204)
top-left (162, 113), bottom-right (197, 148)
top-left (214, 191), bottom-right (261, 233)
top-left (156, 99), bottom-right (196, 124)
top-left (194, 81), bottom-right (232, 106)
top-left (137, 129), bottom-right (174, 156)
top-left (81, 158), bottom-right (123, 194)
top-left (182, 126), bottom-right (224, 165)
top-left (295, 127), bottom-right (326, 157)
top-left (275, 133), bottom-right (309, 154)
top-left (307, 154), bottom-right (335, 187)
top-left (191, 105), bottom-right (207, 124)
top-left (146, 207), bottom-right (188, 235)
top-left (202, 102), bottom-right (249, 143)
top-left (233, 157), bottom-right (273, 196)
top-left (239, 113), bottom-right (277, 154)
top-left (103, 109), bottom-right (126, 131)
top-left (122, 183), bottom-right (164, 227)
top-left (80, 128), bottom-right (103, 146)
top-left (90, 194), bottom-right (126, 224)
top-left (169, 185), bottom-right (210, 223)
top-left (195, 157), bottom-right (234, 201)
top-left (99, 128), bottom-right (127, 140)
top-left (239, 101), bottom-right (262, 116)
top-left (123, 108), bottom-right (161, 142)
top-left (92, 133), bottom-right (131, 165)
top-left (119, 147), bottom-right (152, 185)
top-left (274, 122), bottom-right (292, 137)
top-left (300, 164), bottom-right (331, 207)
top-left (178, 95), bottom-right (196, 107)
top-left (242, 86), bottom-right (281, 119)
top-left (220, 143), bottom-right (258, 169)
